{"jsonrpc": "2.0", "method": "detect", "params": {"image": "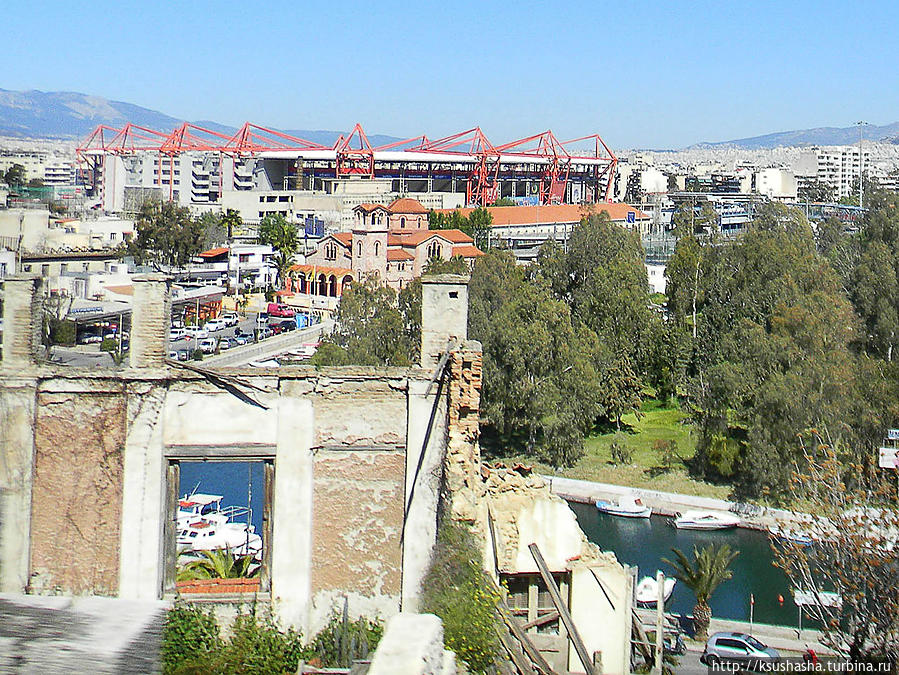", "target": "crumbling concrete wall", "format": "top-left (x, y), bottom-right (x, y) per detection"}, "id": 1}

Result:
top-left (30, 385), bottom-right (127, 595)
top-left (368, 613), bottom-right (456, 675)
